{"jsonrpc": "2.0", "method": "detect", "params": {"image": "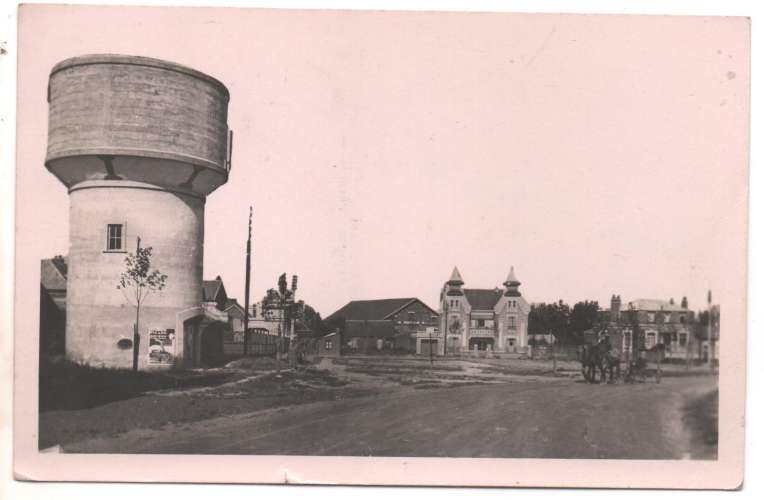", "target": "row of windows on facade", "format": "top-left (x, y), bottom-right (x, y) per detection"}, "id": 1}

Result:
top-left (621, 330), bottom-right (689, 349)
top-left (644, 312), bottom-right (687, 324)
top-left (450, 315), bottom-right (517, 329)
top-left (447, 299), bottom-right (520, 310)
top-left (471, 317), bottom-right (517, 329)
